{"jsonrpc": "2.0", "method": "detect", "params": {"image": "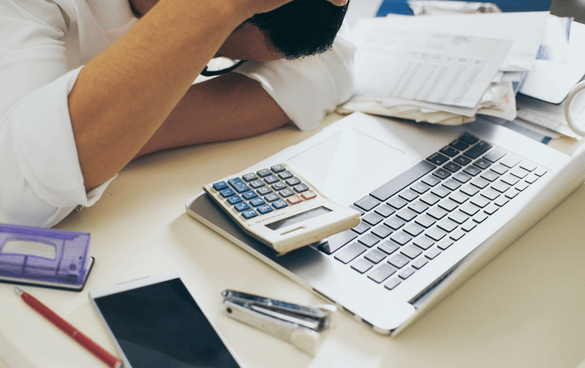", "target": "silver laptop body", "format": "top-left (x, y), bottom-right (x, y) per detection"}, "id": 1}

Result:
top-left (186, 112), bottom-right (585, 334)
